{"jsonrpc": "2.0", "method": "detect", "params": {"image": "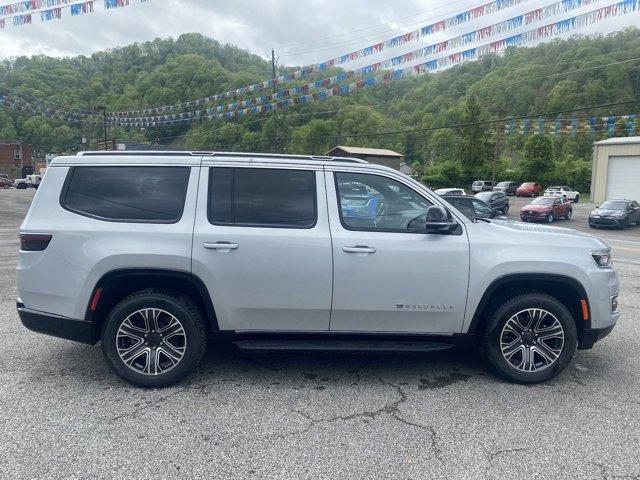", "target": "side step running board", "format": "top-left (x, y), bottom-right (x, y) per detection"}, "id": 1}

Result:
top-left (233, 339), bottom-right (454, 353)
